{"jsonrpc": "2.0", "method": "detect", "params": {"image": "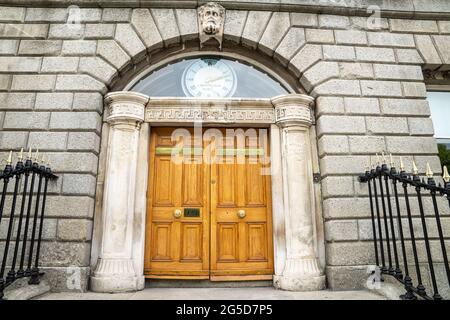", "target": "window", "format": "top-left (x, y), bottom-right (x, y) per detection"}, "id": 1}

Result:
top-left (131, 56), bottom-right (288, 98)
top-left (427, 91), bottom-right (450, 167)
